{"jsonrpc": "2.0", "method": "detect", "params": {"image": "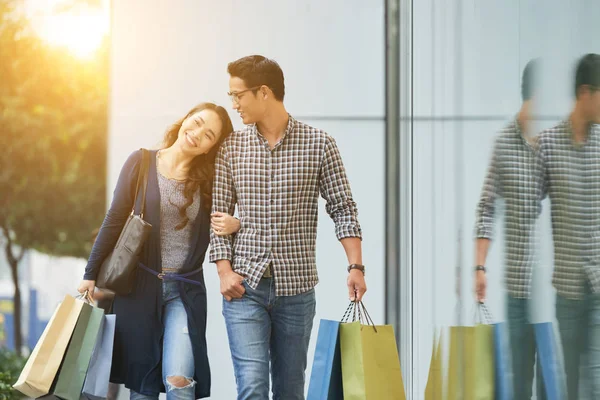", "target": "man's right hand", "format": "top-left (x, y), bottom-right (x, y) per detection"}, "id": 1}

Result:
top-left (217, 262), bottom-right (245, 301)
top-left (475, 270), bottom-right (487, 303)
